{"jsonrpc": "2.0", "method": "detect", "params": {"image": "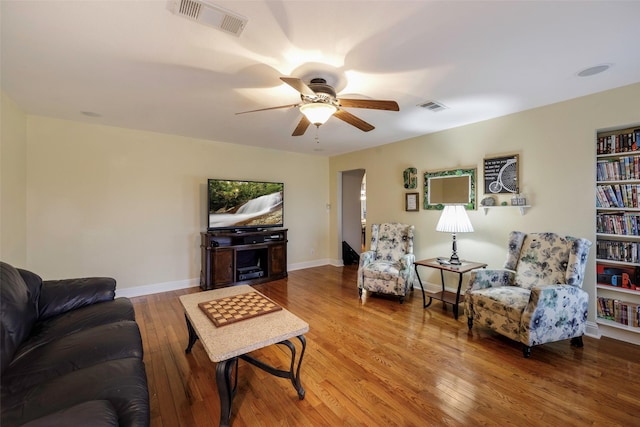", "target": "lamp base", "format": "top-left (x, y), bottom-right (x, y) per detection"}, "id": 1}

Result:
top-left (449, 233), bottom-right (462, 265)
top-left (449, 254), bottom-right (462, 265)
